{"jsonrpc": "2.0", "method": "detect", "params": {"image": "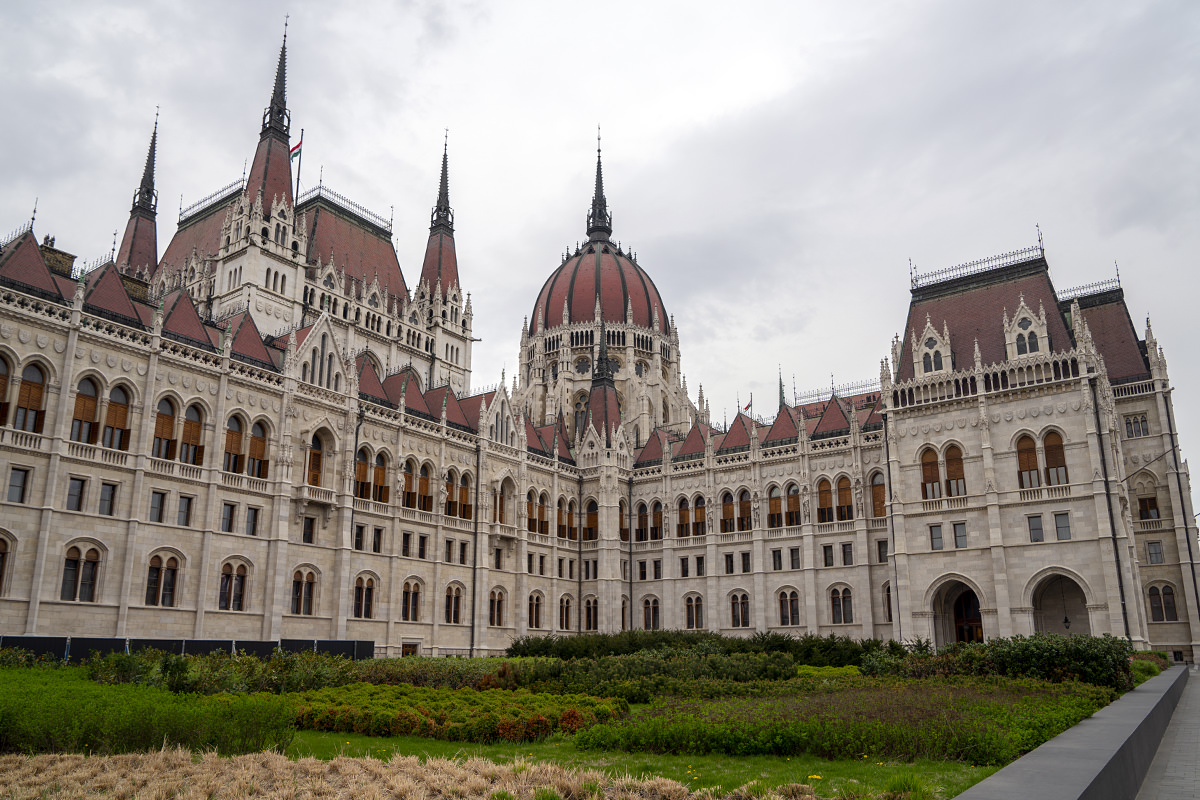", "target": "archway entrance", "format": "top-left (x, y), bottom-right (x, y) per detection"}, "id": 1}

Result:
top-left (931, 579), bottom-right (984, 647)
top-left (1033, 574), bottom-right (1090, 635)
